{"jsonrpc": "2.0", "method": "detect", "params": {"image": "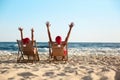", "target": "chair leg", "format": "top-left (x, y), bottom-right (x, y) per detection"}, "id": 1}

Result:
top-left (37, 54), bottom-right (40, 61)
top-left (28, 55), bottom-right (30, 62)
top-left (33, 55), bottom-right (36, 62)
